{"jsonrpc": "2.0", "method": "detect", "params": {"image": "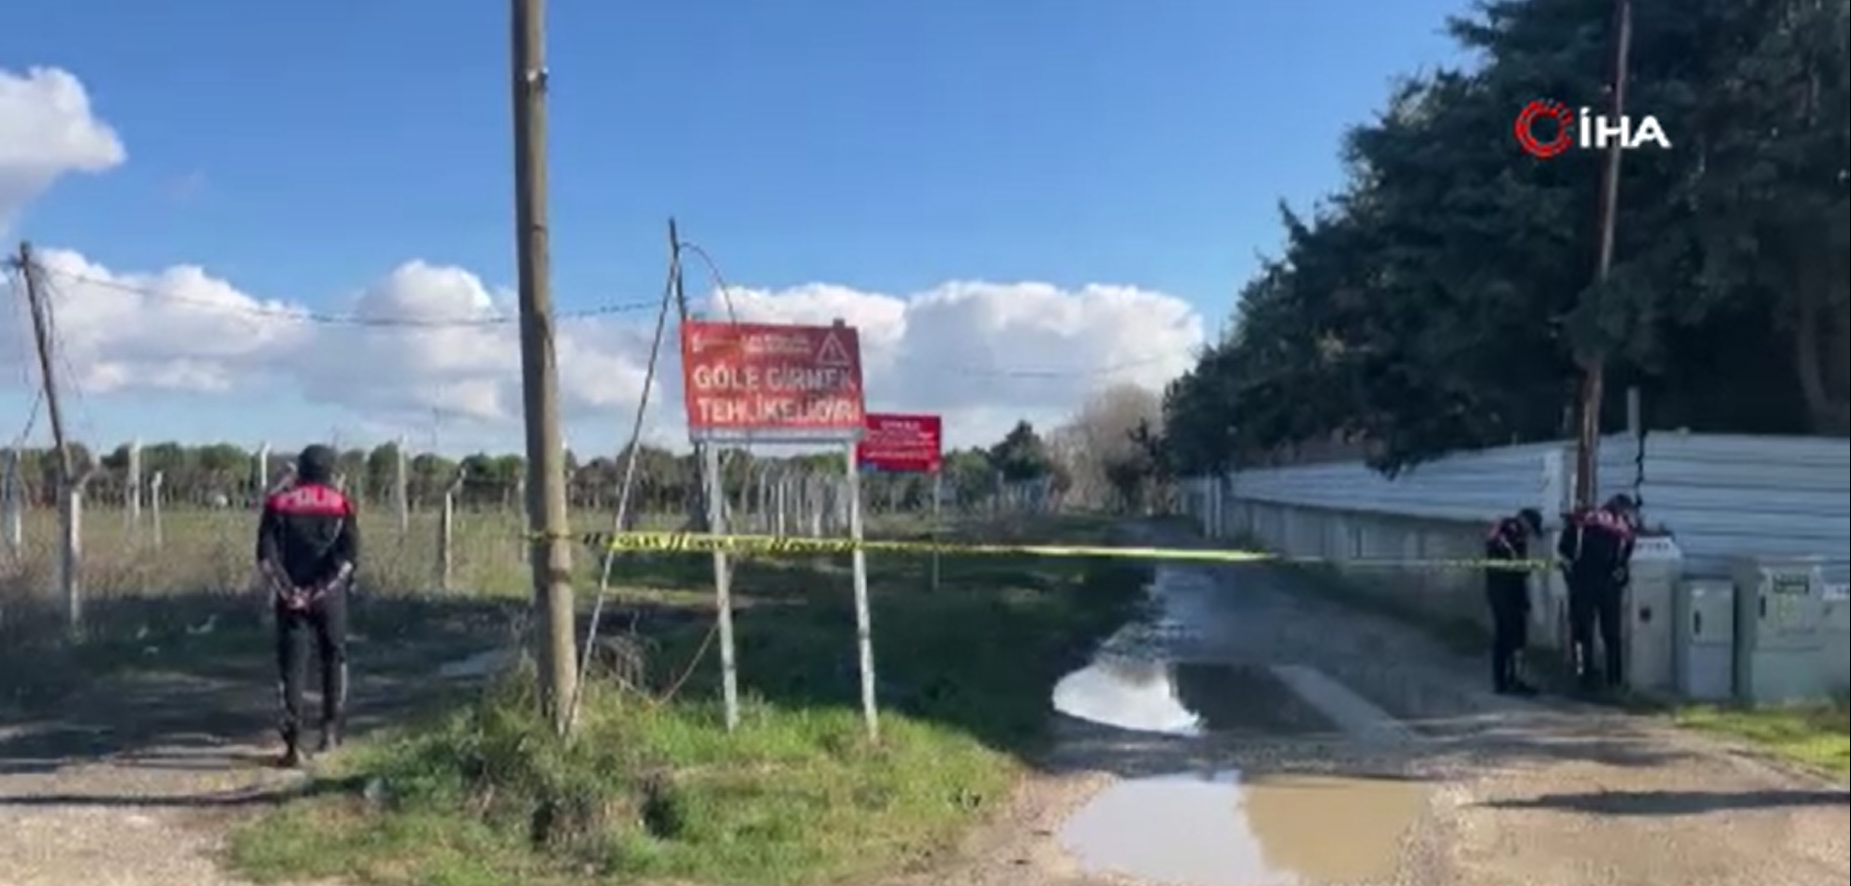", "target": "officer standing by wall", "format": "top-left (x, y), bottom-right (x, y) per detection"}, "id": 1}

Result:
top-left (1557, 494), bottom-right (1637, 693)
top-left (256, 444), bottom-right (361, 767)
top-left (1485, 508), bottom-right (1544, 695)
